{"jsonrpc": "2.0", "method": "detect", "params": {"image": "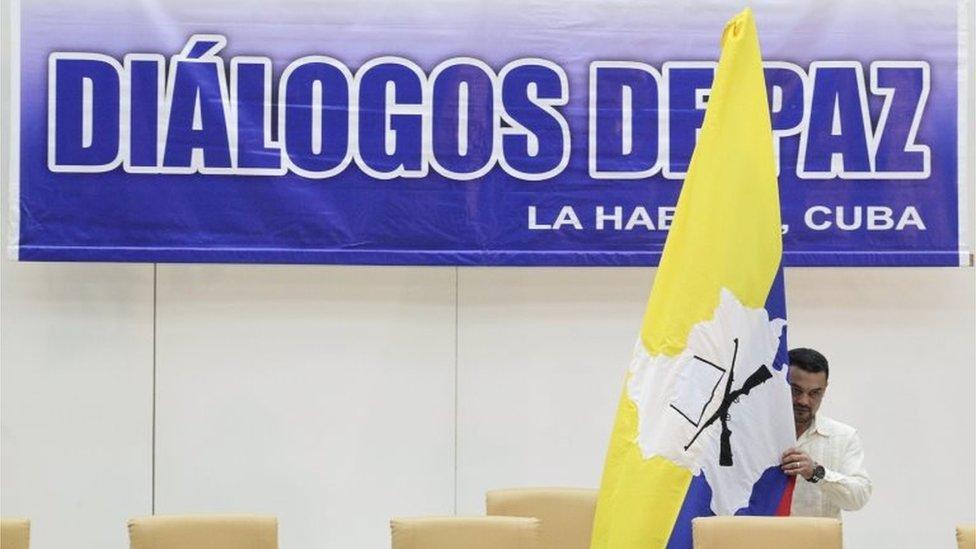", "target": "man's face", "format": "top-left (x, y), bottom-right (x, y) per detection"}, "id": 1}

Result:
top-left (788, 366), bottom-right (828, 425)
